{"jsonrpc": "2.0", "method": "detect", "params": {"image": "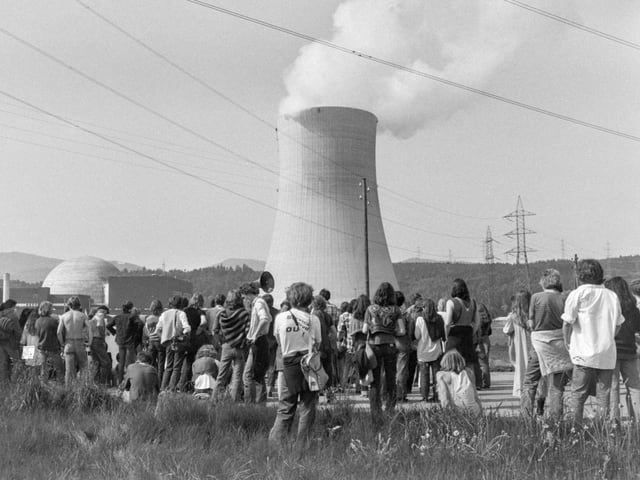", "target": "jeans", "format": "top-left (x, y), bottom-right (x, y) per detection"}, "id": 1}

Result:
top-left (178, 345), bottom-right (197, 393)
top-left (117, 344), bottom-right (136, 384)
top-left (419, 359), bottom-right (440, 401)
top-left (90, 338), bottom-right (111, 384)
top-left (39, 349), bottom-right (64, 382)
top-left (610, 358), bottom-right (640, 420)
top-left (476, 337), bottom-right (491, 388)
top-left (546, 370), bottom-right (571, 419)
top-left (521, 348), bottom-right (543, 415)
top-left (161, 344), bottom-right (187, 392)
top-left (63, 339), bottom-right (88, 386)
top-left (147, 341), bottom-right (165, 384)
top-left (396, 349), bottom-right (410, 400)
top-left (369, 343), bottom-right (397, 418)
top-left (407, 350), bottom-right (417, 394)
top-left (268, 368), bottom-right (318, 449)
top-left (570, 364), bottom-right (613, 423)
top-left (217, 343), bottom-right (246, 401)
top-left (243, 336), bottom-right (270, 404)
